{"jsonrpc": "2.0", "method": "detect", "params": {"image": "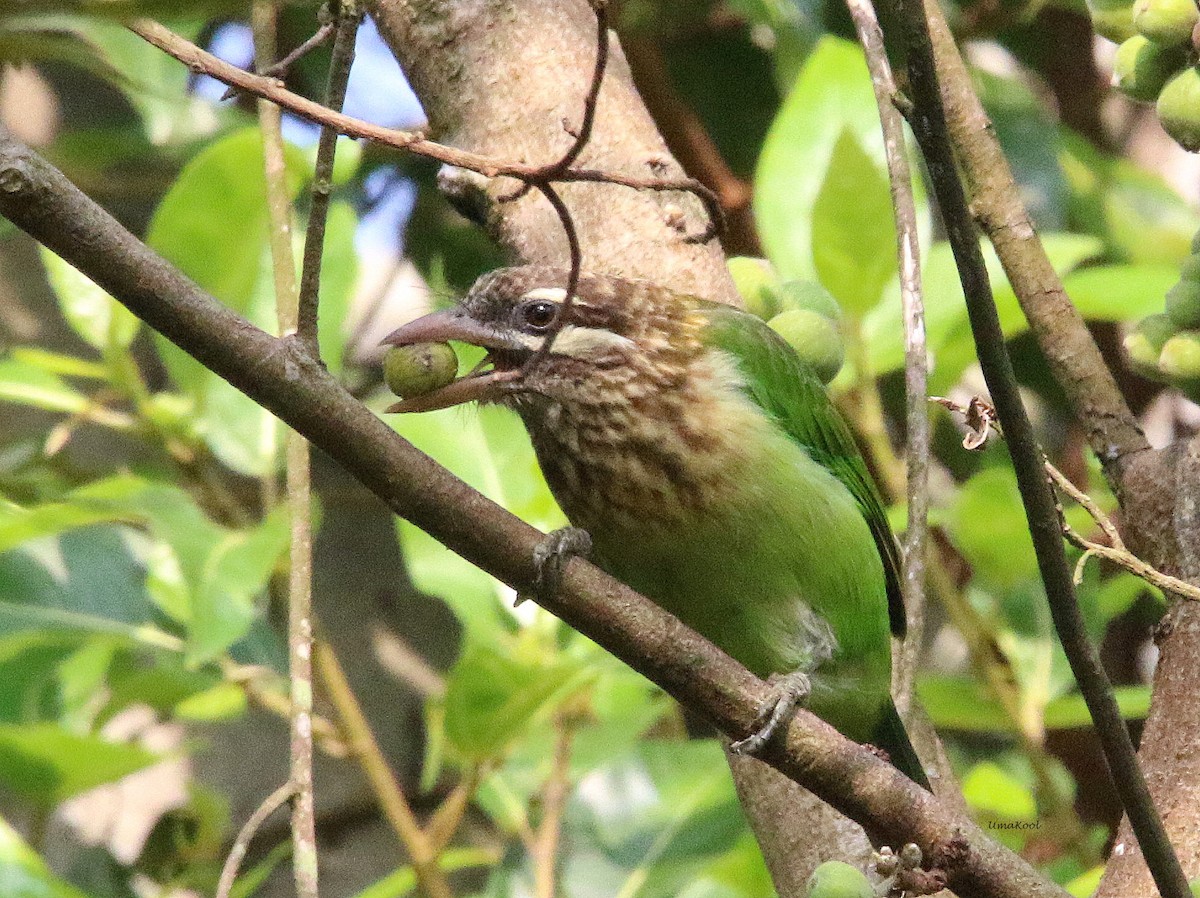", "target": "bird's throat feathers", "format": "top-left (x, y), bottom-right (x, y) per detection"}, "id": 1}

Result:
top-left (515, 338), bottom-right (782, 534)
